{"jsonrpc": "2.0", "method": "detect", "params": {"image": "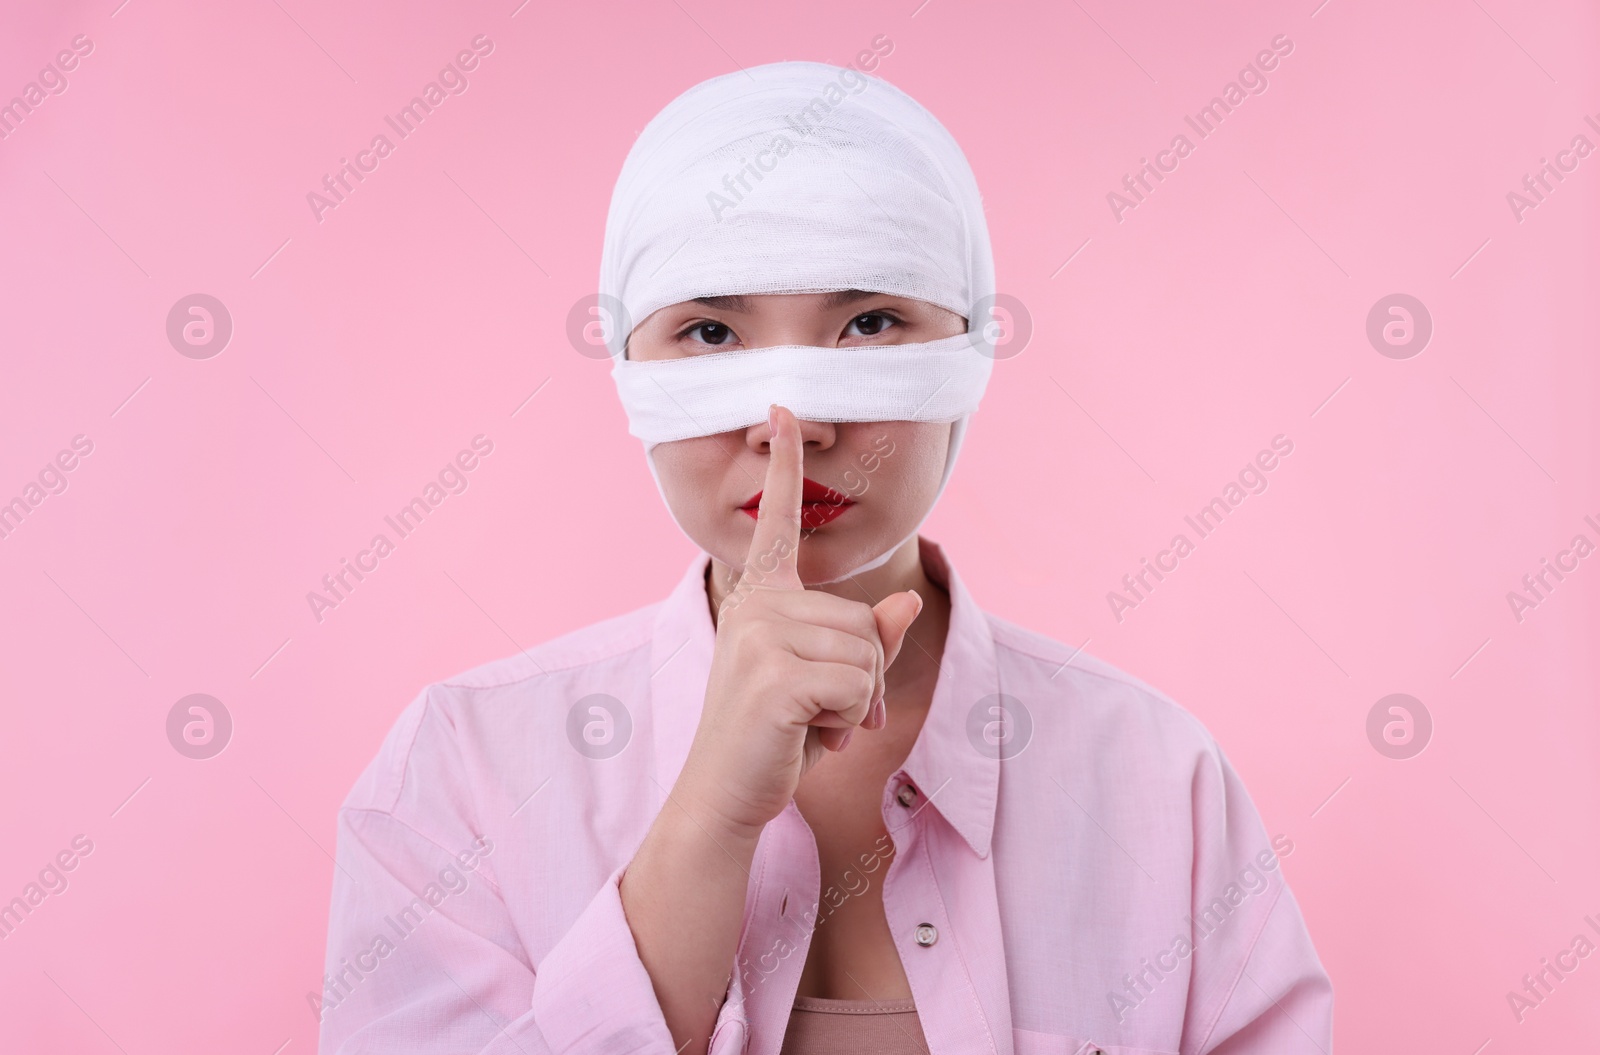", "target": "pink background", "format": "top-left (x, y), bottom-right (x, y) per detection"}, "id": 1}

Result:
top-left (2, 0), bottom-right (1596, 1050)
